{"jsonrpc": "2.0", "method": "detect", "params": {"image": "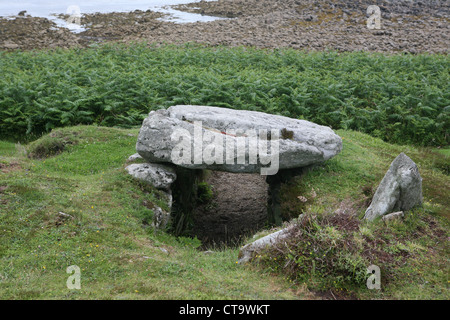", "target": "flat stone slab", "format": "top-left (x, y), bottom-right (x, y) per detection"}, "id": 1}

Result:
top-left (125, 163), bottom-right (177, 191)
top-left (238, 226), bottom-right (294, 264)
top-left (136, 105), bottom-right (342, 174)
